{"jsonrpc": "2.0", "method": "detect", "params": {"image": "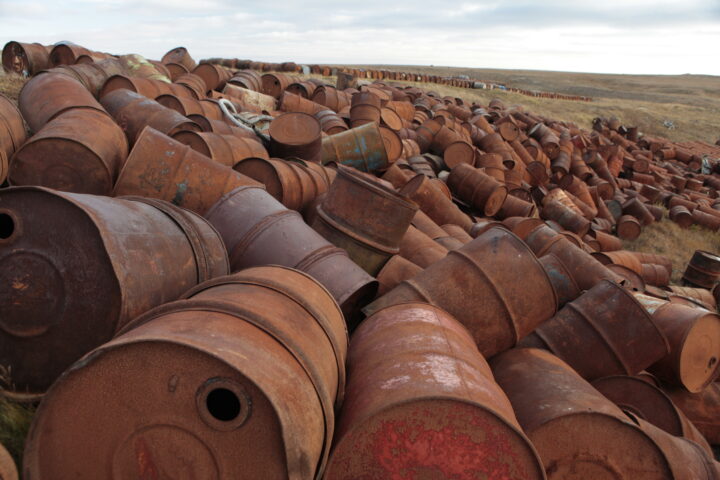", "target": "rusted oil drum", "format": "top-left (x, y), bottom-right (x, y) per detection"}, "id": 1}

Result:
top-left (9, 109), bottom-right (128, 195)
top-left (204, 185), bottom-right (378, 325)
top-left (279, 91), bottom-right (324, 115)
top-left (524, 224), bottom-right (623, 291)
top-left (349, 91), bottom-right (381, 127)
top-left (447, 163), bottom-right (508, 216)
top-left (593, 250), bottom-right (644, 274)
top-left (164, 62), bottom-right (189, 81)
top-left (269, 112), bottom-right (322, 162)
top-left (229, 70), bottom-right (263, 92)
top-left (633, 293), bottom-right (720, 392)
top-left (99, 75), bottom-right (188, 101)
top-left (0, 93), bottom-right (27, 184)
top-left (398, 225), bottom-right (449, 268)
top-left (491, 348), bottom-right (677, 480)
top-left (325, 303), bottom-right (545, 480)
top-left (637, 418), bottom-right (719, 480)
top-left (519, 280), bottom-right (669, 381)
top-left (592, 375), bottom-right (713, 454)
top-left (641, 263), bottom-right (671, 287)
top-left (312, 86), bottom-right (351, 113)
top-left (616, 214), bottom-right (642, 240)
top-left (0, 442), bottom-right (17, 480)
top-left (192, 63), bottom-right (232, 92)
top-left (321, 122), bottom-right (389, 172)
top-left (49, 58), bottom-right (126, 97)
top-left (541, 200), bottom-right (591, 237)
top-left (365, 226), bottom-right (557, 357)
top-left (171, 130), bottom-right (268, 168)
top-left (174, 73), bottom-right (208, 100)
top-left (311, 166), bottom-right (417, 275)
top-left (24, 266), bottom-right (344, 480)
top-left (375, 255), bottom-right (422, 297)
top-left (2, 41), bottom-right (49, 77)
top-left (315, 109), bottom-right (348, 135)
top-left (668, 206), bottom-right (693, 230)
top-left (683, 250), bottom-right (720, 289)
top-left (234, 157), bottom-right (325, 211)
top-left (0, 186), bottom-right (229, 395)
top-left (222, 84), bottom-right (277, 112)
top-left (400, 173), bottom-right (474, 232)
top-left (667, 383), bottom-right (720, 445)
top-left (161, 46), bottom-right (197, 72)
top-left (668, 286), bottom-right (717, 310)
top-left (261, 72), bottom-right (295, 99)
top-left (539, 253), bottom-right (582, 307)
top-left (100, 89), bottom-right (200, 146)
top-left (19, 72), bottom-right (105, 133)
top-left (113, 127), bottom-right (261, 215)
